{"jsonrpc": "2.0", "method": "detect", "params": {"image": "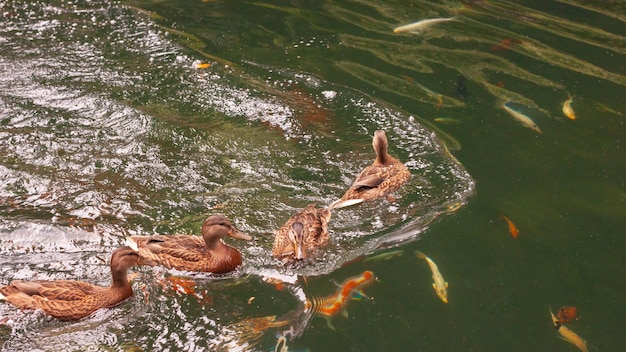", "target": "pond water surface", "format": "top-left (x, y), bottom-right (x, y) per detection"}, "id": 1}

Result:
top-left (1, 0), bottom-right (624, 351)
